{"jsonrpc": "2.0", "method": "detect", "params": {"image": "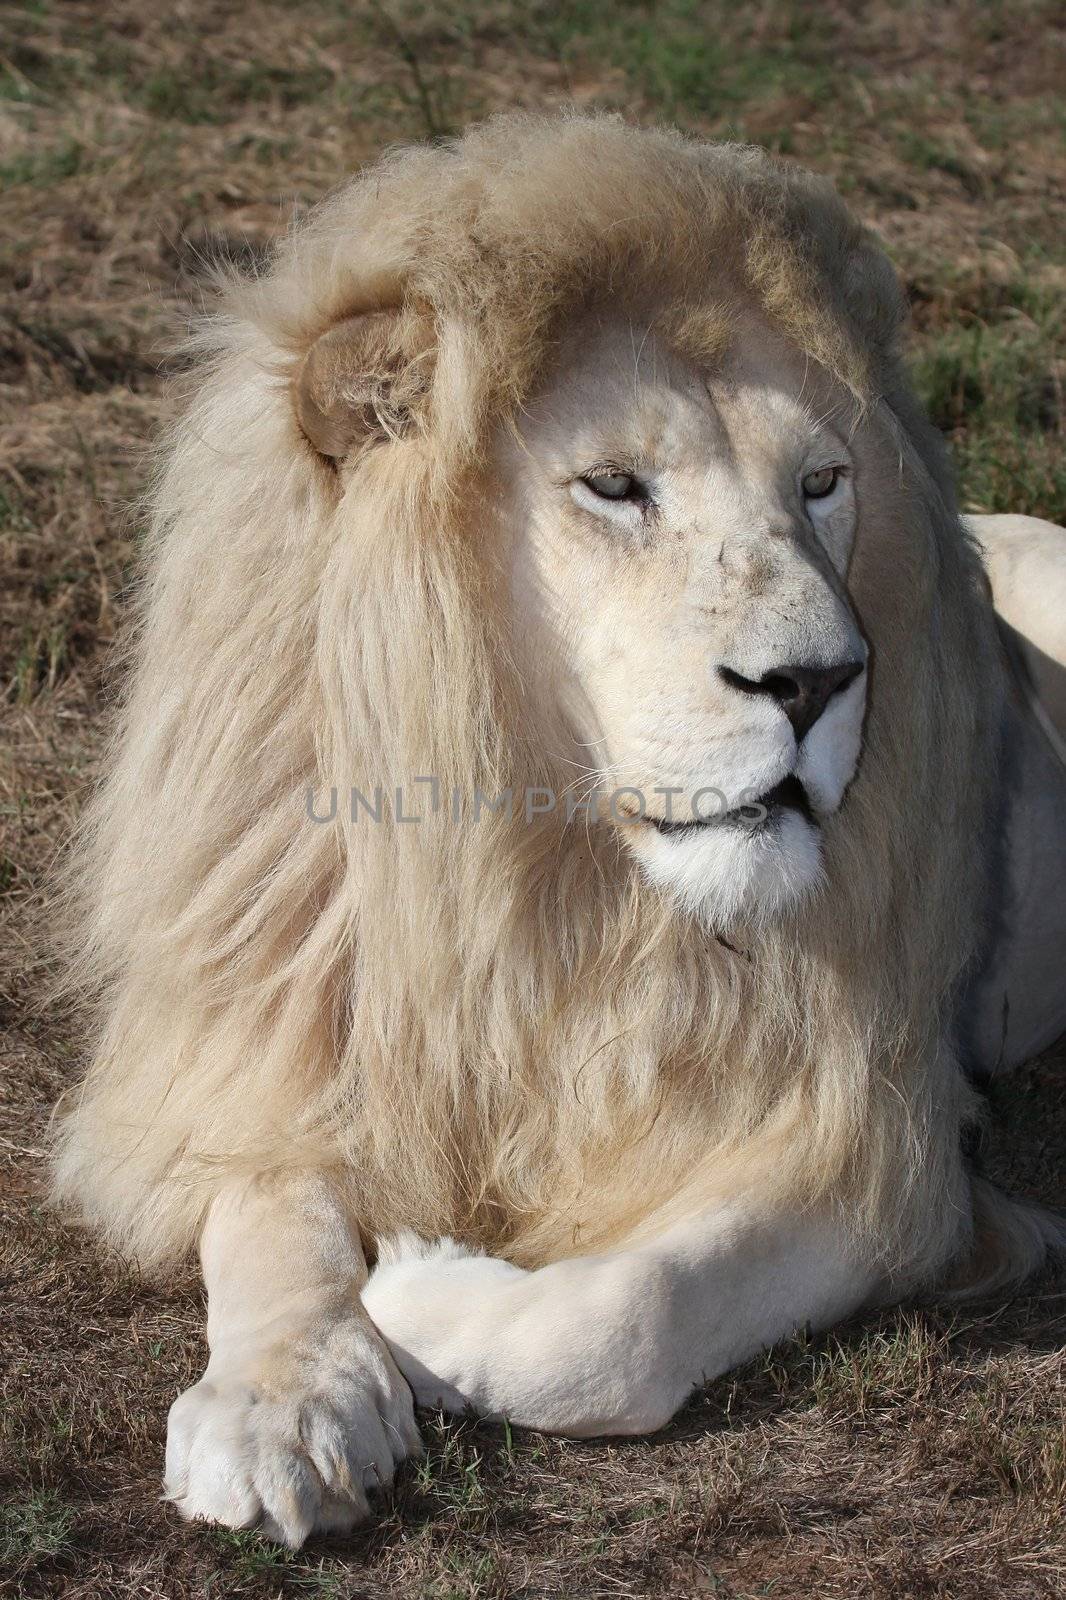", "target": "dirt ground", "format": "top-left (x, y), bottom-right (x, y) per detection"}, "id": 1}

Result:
top-left (1, 3), bottom-right (1064, 1596)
